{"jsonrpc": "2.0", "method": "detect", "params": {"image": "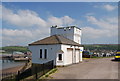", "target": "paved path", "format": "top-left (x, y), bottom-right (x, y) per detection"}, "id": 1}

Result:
top-left (51, 58), bottom-right (118, 79)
